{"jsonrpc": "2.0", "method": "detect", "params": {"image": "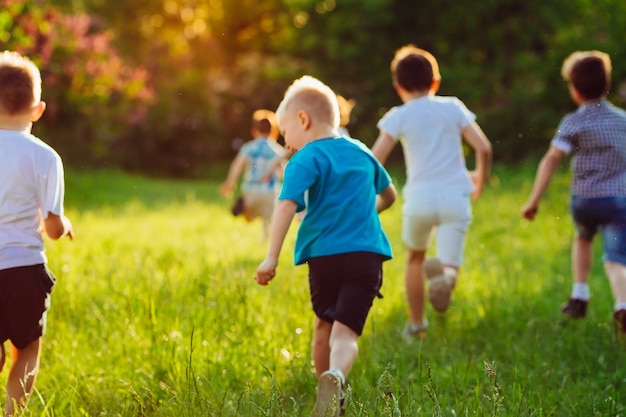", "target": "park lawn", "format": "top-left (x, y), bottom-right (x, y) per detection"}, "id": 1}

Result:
top-left (7, 164), bottom-right (624, 416)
